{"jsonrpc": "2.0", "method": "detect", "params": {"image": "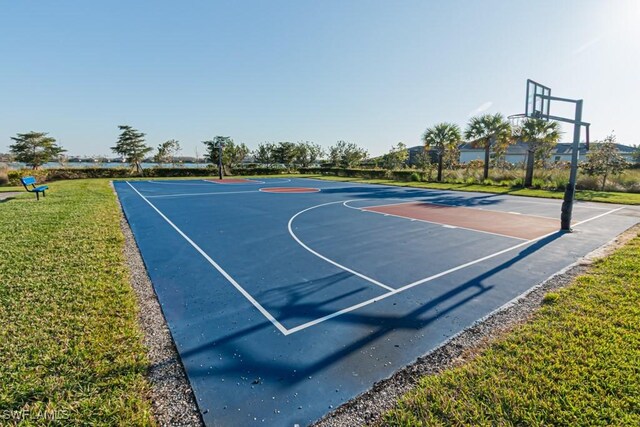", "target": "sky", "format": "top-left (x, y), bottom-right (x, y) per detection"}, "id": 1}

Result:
top-left (1, 0), bottom-right (639, 157)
